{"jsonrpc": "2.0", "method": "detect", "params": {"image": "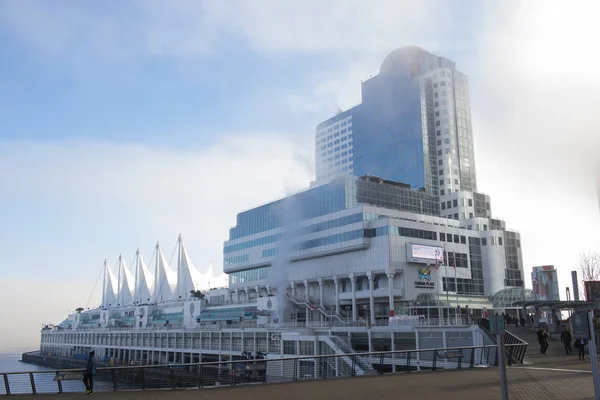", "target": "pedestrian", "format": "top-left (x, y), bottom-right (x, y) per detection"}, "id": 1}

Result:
top-left (83, 350), bottom-right (97, 394)
top-left (575, 339), bottom-right (587, 360)
top-left (537, 327), bottom-right (549, 354)
top-left (560, 329), bottom-right (572, 355)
